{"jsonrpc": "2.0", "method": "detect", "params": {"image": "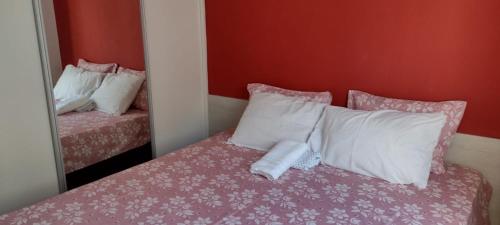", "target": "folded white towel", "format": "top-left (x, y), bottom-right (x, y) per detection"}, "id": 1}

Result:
top-left (250, 140), bottom-right (308, 180)
top-left (55, 96), bottom-right (93, 115)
